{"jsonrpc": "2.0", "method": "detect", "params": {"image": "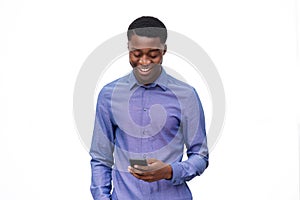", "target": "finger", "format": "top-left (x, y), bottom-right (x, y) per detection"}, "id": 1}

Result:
top-left (128, 166), bottom-right (144, 175)
top-left (146, 158), bottom-right (157, 164)
top-left (129, 170), bottom-right (152, 181)
top-left (128, 166), bottom-right (134, 173)
top-left (129, 166), bottom-right (147, 175)
top-left (133, 165), bottom-right (149, 171)
top-left (138, 174), bottom-right (157, 182)
top-left (128, 166), bottom-right (144, 173)
top-left (132, 173), bottom-right (155, 182)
